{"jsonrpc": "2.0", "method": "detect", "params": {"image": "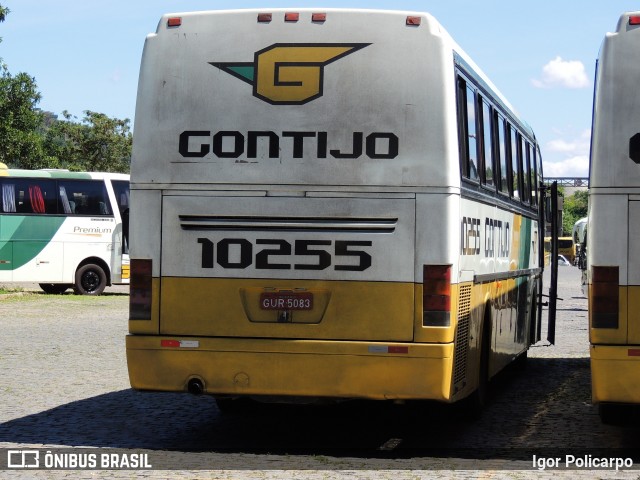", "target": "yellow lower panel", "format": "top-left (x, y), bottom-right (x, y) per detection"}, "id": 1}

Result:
top-left (159, 277), bottom-right (415, 342)
top-left (590, 345), bottom-right (640, 404)
top-left (126, 335), bottom-right (454, 401)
